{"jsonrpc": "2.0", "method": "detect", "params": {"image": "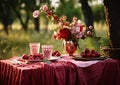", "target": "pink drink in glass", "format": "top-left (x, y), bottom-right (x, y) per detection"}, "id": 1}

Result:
top-left (42, 45), bottom-right (53, 58)
top-left (29, 43), bottom-right (40, 55)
